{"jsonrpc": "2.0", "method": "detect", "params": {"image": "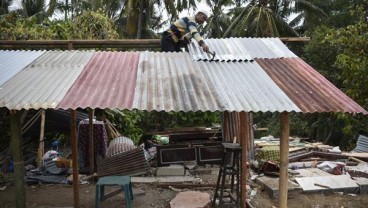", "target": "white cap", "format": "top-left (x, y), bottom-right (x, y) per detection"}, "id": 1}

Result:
top-left (197, 10), bottom-right (209, 18)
